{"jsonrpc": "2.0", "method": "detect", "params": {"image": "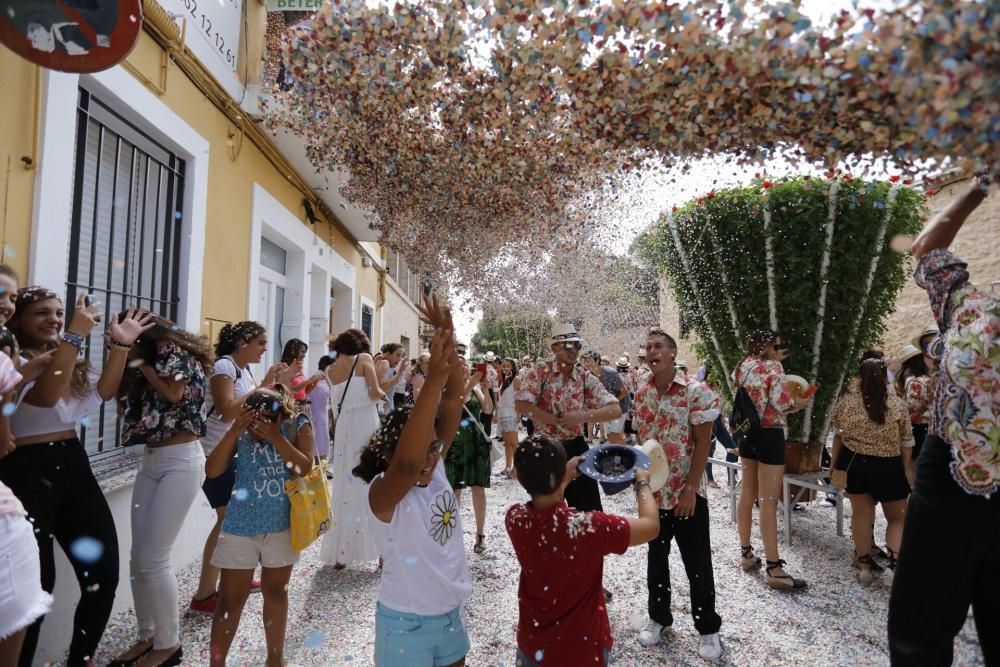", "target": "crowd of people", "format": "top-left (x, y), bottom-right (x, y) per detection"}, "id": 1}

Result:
top-left (0, 175), bottom-right (995, 667)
